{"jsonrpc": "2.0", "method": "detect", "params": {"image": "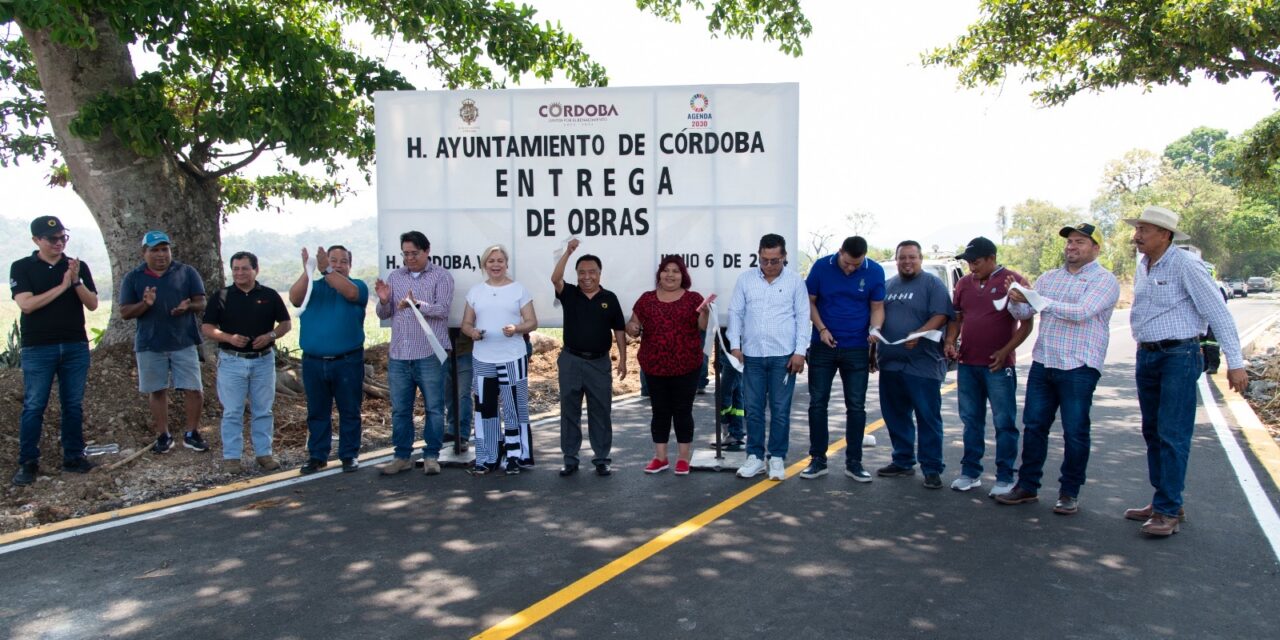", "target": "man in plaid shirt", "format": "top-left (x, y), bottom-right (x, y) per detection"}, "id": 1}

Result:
top-left (1123, 206), bottom-right (1247, 537)
top-left (996, 223), bottom-right (1118, 515)
top-left (375, 231), bottom-right (455, 476)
